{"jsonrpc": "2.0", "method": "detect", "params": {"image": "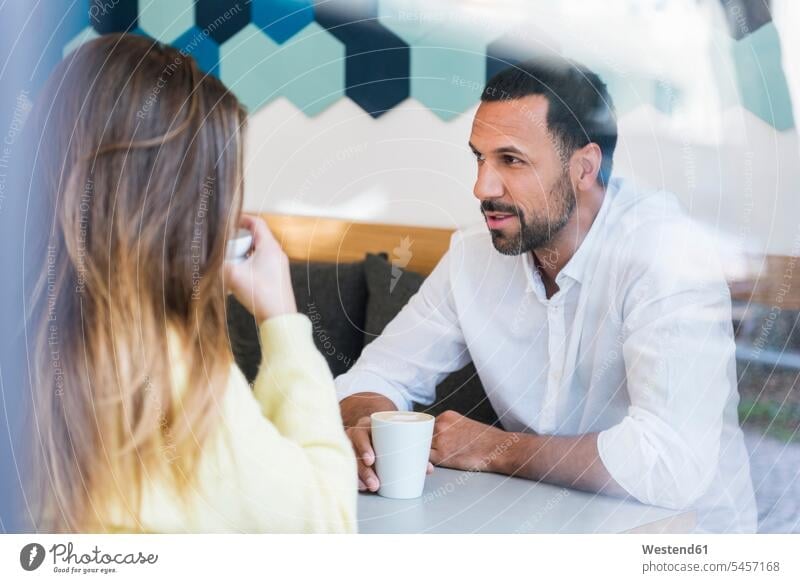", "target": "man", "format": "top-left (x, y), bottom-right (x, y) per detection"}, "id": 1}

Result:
top-left (335, 59), bottom-right (757, 533)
